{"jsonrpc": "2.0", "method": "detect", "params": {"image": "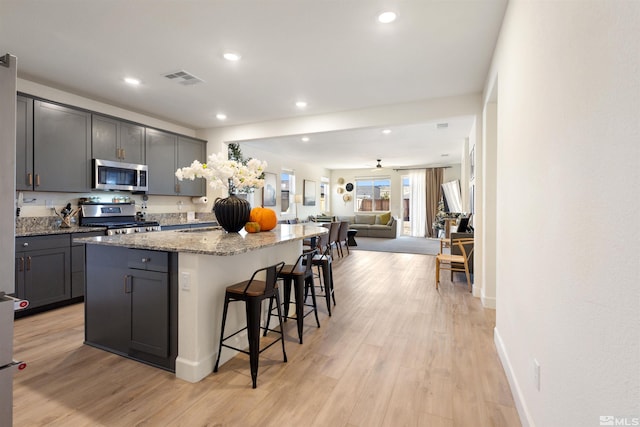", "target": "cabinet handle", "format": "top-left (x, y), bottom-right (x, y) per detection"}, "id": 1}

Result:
top-left (124, 275), bottom-right (132, 293)
top-left (22, 242), bottom-right (28, 248)
top-left (18, 257), bottom-right (24, 272)
top-left (26, 256), bottom-right (31, 271)
top-left (27, 173), bottom-right (33, 186)
top-left (175, 183), bottom-right (180, 193)
top-left (142, 257), bottom-right (150, 263)
top-left (121, 148), bottom-right (125, 159)
top-left (35, 174), bottom-right (40, 187)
